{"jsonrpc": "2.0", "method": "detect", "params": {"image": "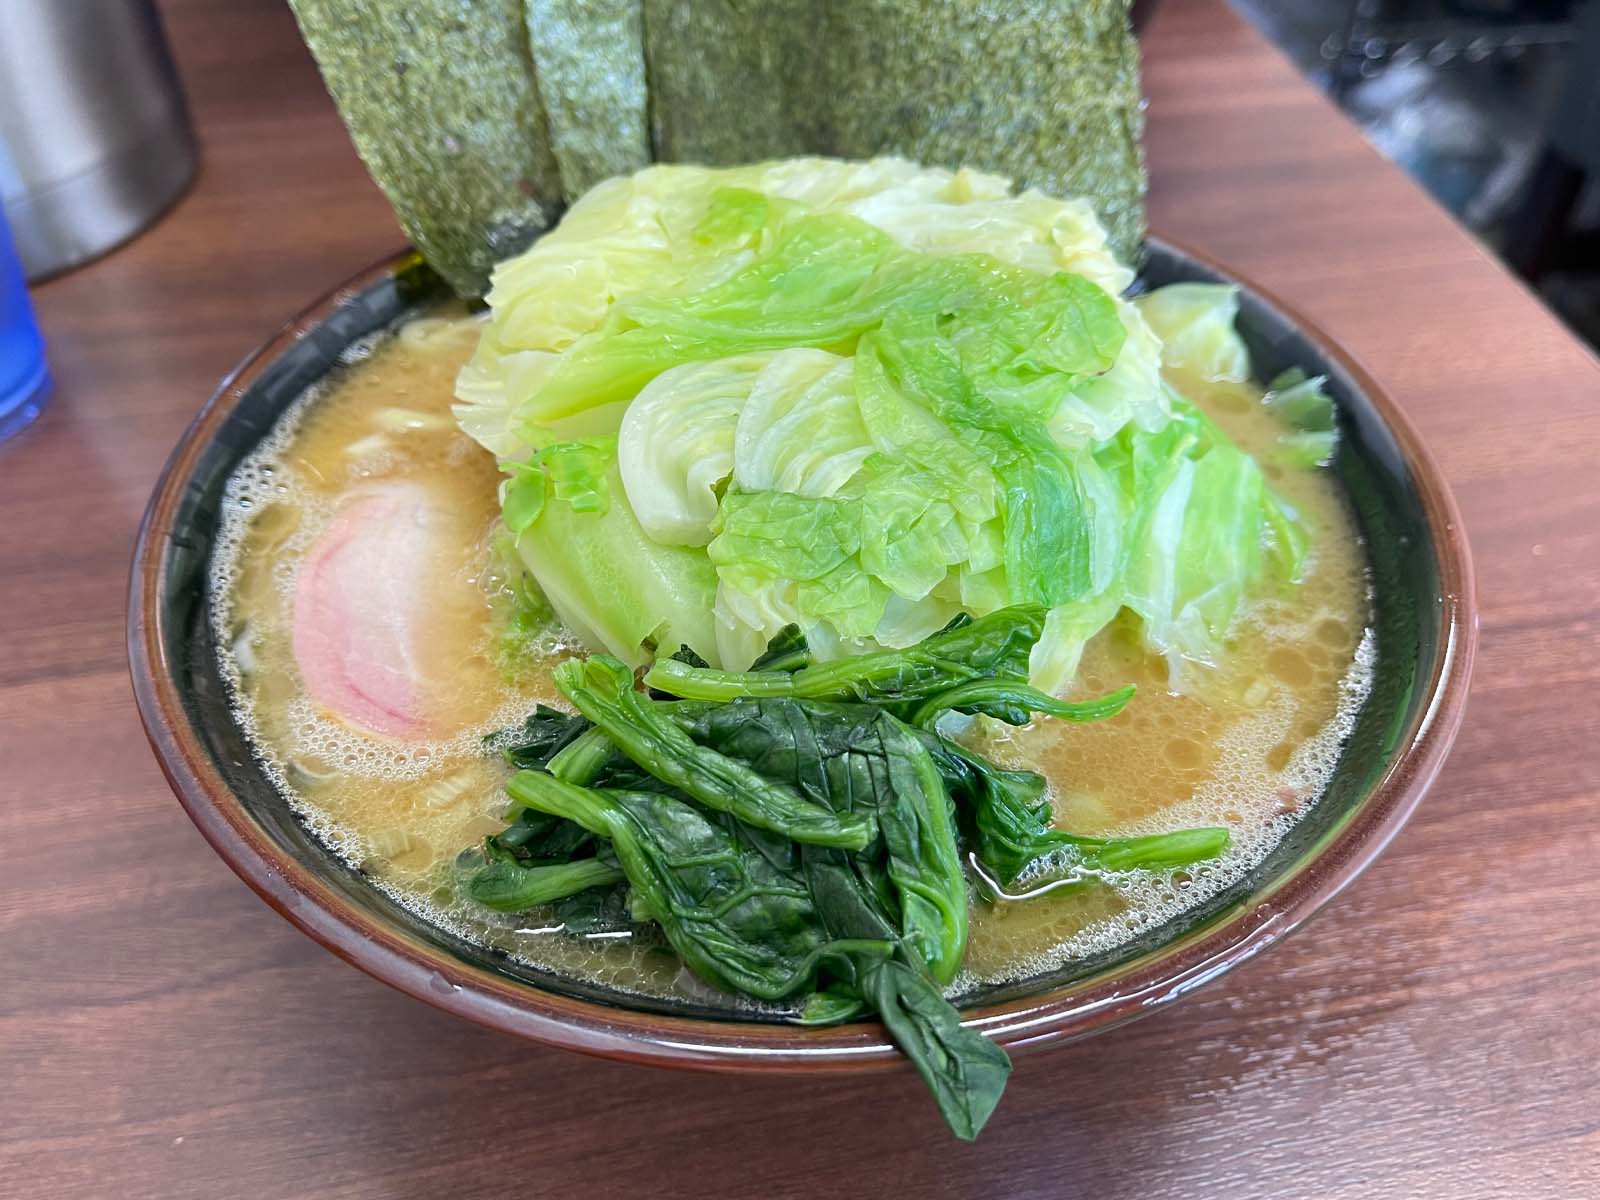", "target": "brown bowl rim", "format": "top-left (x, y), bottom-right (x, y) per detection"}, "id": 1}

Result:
top-left (128, 238), bottom-right (1477, 1074)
